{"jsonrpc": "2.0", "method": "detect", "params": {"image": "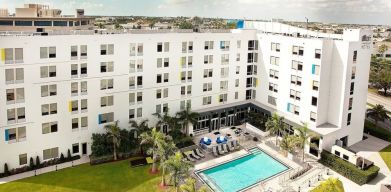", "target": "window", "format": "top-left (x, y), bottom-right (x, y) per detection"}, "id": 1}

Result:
top-left (204, 55), bottom-right (213, 64)
top-left (137, 107), bottom-right (143, 117)
top-left (71, 64), bottom-right (78, 77)
top-left (351, 66), bottom-right (356, 79)
top-left (40, 66), bottom-right (56, 78)
top-left (101, 96), bottom-right (114, 107)
top-left (343, 155), bottom-right (349, 161)
top-left (268, 95), bottom-right (277, 106)
top-left (269, 69), bottom-right (279, 79)
top-left (129, 109), bottom-right (135, 119)
top-left (335, 150), bottom-right (341, 156)
top-left (81, 81), bottom-right (88, 94)
top-left (182, 41), bottom-right (193, 53)
top-left (128, 76), bottom-right (135, 89)
top-left (80, 45), bottom-right (87, 58)
top-left (137, 92), bottom-right (143, 103)
top-left (290, 90), bottom-right (301, 101)
top-left (350, 82), bottom-right (354, 95)
top-left (248, 53), bottom-right (259, 63)
top-left (235, 92), bottom-right (239, 99)
top-left (220, 81), bottom-right (228, 91)
top-left (287, 103), bottom-right (300, 115)
top-left (348, 98), bottom-right (353, 110)
top-left (247, 65), bottom-right (257, 75)
top-left (81, 99), bottom-right (88, 111)
top-left (101, 79), bottom-right (114, 90)
top-left (290, 75), bottom-right (302, 86)
top-left (203, 96), bottom-right (212, 105)
top-left (221, 54), bottom-right (229, 65)
top-left (312, 97), bottom-right (318, 106)
top-left (292, 46), bottom-right (304, 56)
top-left (203, 82), bottom-right (212, 92)
top-left (156, 89), bottom-right (162, 99)
top-left (315, 49), bottom-right (321, 59)
top-left (100, 61), bottom-right (114, 73)
top-left (220, 67), bottom-right (229, 78)
top-left (220, 41), bottom-right (230, 51)
top-left (41, 84), bottom-right (56, 97)
top-left (291, 60), bottom-right (303, 71)
top-left (129, 60), bottom-right (136, 73)
top-left (271, 43), bottom-right (280, 52)
top-left (4, 126), bottom-right (26, 143)
top-left (270, 56), bottom-right (279, 66)
top-left (81, 117), bottom-right (88, 128)
top-left (235, 79), bottom-right (239, 87)
top-left (40, 47), bottom-right (56, 58)
top-left (248, 40), bottom-right (258, 50)
top-left (236, 66), bottom-right (240, 74)
top-left (72, 118), bottom-right (79, 130)
top-left (310, 112), bottom-right (317, 122)
top-left (236, 53), bottom-right (240, 62)
top-left (80, 63), bottom-right (87, 76)
top-left (347, 113), bottom-right (351, 125)
top-left (204, 41), bottom-right (214, 50)
top-left (72, 143), bottom-right (79, 154)
top-left (99, 112), bottom-right (114, 124)
top-left (313, 81), bottom-right (319, 91)
top-left (43, 147), bottom-right (59, 160)
top-left (100, 44), bottom-right (114, 55)
top-left (71, 45), bottom-right (78, 59)
top-left (130, 43), bottom-right (143, 56)
top-left (19, 154), bottom-right (27, 165)
top-left (312, 64), bottom-right (320, 75)
top-left (137, 76), bottom-right (143, 87)
top-left (269, 83), bottom-right (278, 93)
top-left (129, 93), bottom-right (135, 105)
top-left (353, 50), bottom-right (357, 62)
top-left (203, 69), bottom-right (213, 78)
top-left (6, 88), bottom-right (24, 104)
top-left (7, 107), bottom-right (25, 123)
top-left (4, 48), bottom-right (23, 64)
top-left (164, 73), bottom-right (169, 83)
top-left (219, 93), bottom-right (228, 103)
top-left (5, 68), bottom-right (24, 84)
top-left (137, 59), bottom-right (143, 72)
top-left (42, 122), bottom-right (58, 134)
top-left (41, 103), bottom-right (57, 116)
top-left (157, 42), bottom-right (169, 52)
